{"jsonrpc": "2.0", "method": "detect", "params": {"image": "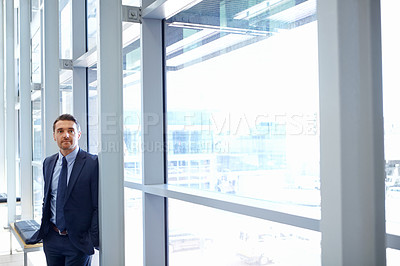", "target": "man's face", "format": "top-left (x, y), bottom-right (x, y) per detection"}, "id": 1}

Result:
top-left (53, 120), bottom-right (81, 155)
